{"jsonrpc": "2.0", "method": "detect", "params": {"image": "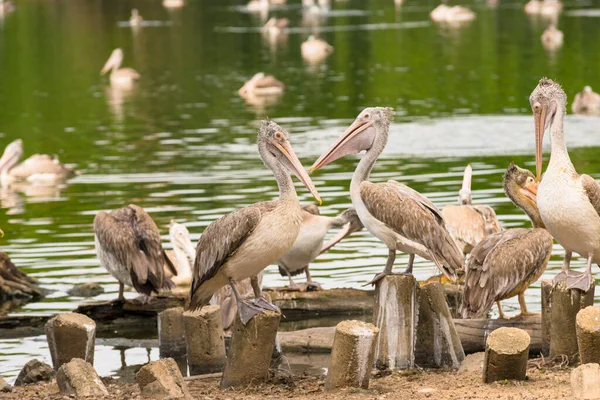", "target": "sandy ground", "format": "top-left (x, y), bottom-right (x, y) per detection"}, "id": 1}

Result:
top-left (3, 365), bottom-right (572, 400)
